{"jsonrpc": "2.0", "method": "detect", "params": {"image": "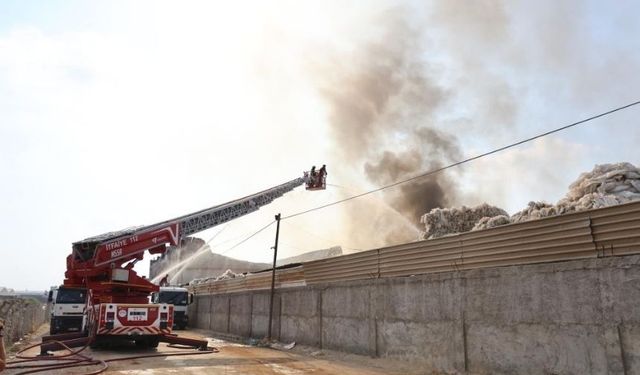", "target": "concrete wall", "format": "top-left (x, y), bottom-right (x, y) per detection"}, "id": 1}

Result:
top-left (190, 255), bottom-right (640, 374)
top-left (0, 297), bottom-right (47, 348)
